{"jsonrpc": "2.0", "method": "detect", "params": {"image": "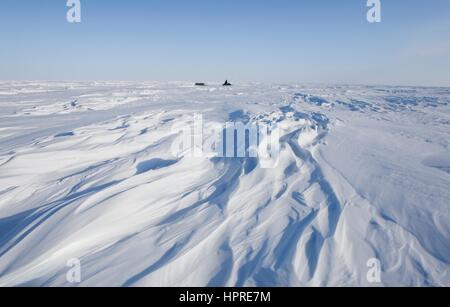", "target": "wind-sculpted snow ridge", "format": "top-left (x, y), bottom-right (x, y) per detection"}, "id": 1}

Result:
top-left (0, 82), bottom-right (449, 286)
